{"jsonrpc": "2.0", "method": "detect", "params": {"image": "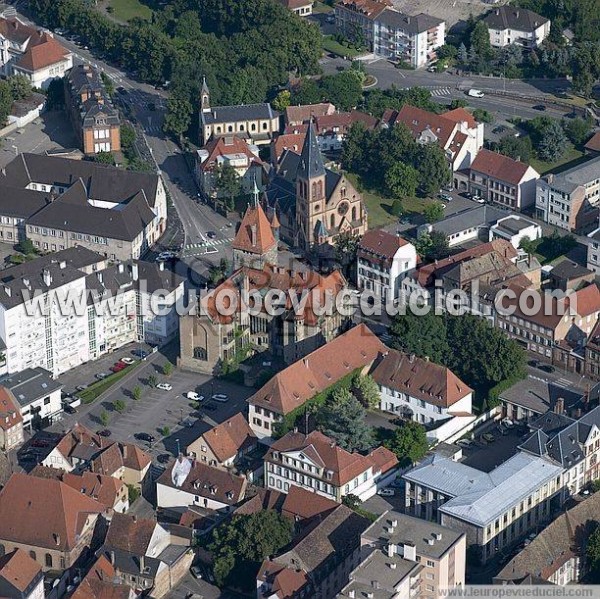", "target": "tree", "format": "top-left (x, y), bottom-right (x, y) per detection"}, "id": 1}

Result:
top-left (209, 511), bottom-right (293, 589)
top-left (472, 108), bottom-right (493, 123)
top-left (133, 385), bottom-right (142, 401)
top-left (458, 43), bottom-right (468, 66)
top-left (316, 387), bottom-right (373, 452)
top-left (271, 89), bottom-right (291, 112)
top-left (390, 312), bottom-right (449, 363)
top-left (470, 21), bottom-right (492, 61)
top-left (320, 70), bottom-right (363, 111)
top-left (384, 421), bottom-right (429, 466)
top-left (415, 144), bottom-right (451, 195)
top-left (449, 99), bottom-right (468, 109)
top-left (334, 231), bottom-right (360, 280)
top-left (423, 202), bottom-right (445, 223)
top-left (351, 373), bottom-right (380, 410)
top-left (291, 77), bottom-right (321, 105)
top-left (587, 526), bottom-right (600, 582)
top-left (342, 493), bottom-right (362, 510)
top-left (160, 426), bottom-right (171, 436)
top-left (128, 484), bottom-right (140, 504)
top-left (163, 95), bottom-right (192, 139)
top-left (99, 410), bottom-right (109, 427)
top-left (163, 362), bottom-right (173, 377)
top-left (415, 231), bottom-right (450, 261)
top-left (518, 235), bottom-right (539, 255)
top-left (8, 75), bottom-right (31, 101)
top-left (16, 238), bottom-right (37, 256)
top-left (114, 399), bottom-right (126, 413)
top-left (214, 163), bottom-right (241, 211)
top-left (390, 199), bottom-right (403, 217)
top-left (94, 151), bottom-right (115, 165)
top-left (537, 119), bottom-right (568, 162)
top-left (46, 78), bottom-right (65, 109)
top-left (148, 374), bottom-right (158, 388)
top-left (498, 135), bottom-right (533, 162)
top-left (563, 117), bottom-right (592, 145)
top-left (100, 71), bottom-right (115, 96)
top-left (120, 123), bottom-right (136, 149)
top-left (384, 162), bottom-right (418, 198)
